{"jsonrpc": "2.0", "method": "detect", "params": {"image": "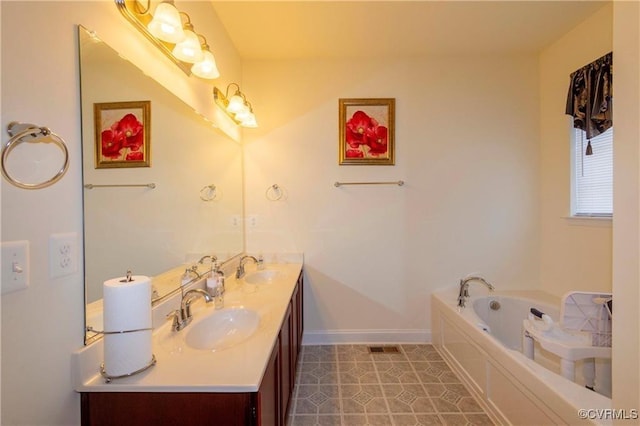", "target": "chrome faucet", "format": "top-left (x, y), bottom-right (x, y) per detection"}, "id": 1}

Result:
top-left (236, 255), bottom-right (258, 279)
top-left (198, 254), bottom-right (217, 266)
top-left (181, 265), bottom-right (201, 283)
top-left (167, 289), bottom-right (213, 331)
top-left (457, 276), bottom-right (495, 308)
